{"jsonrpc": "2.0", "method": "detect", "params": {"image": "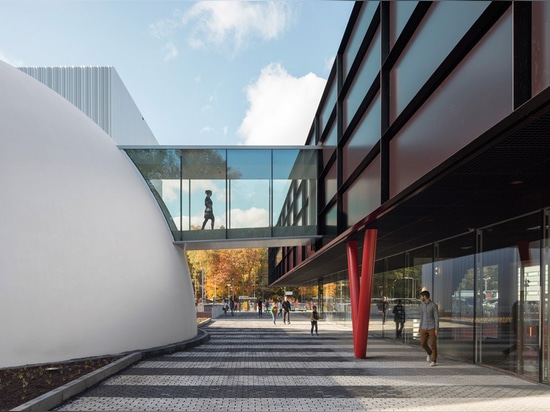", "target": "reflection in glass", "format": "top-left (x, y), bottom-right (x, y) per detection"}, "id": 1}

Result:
top-left (479, 213), bottom-right (541, 379)
top-left (227, 150), bottom-right (271, 230)
top-left (123, 147), bottom-right (318, 241)
top-left (124, 149), bottom-right (181, 238)
top-left (230, 180), bottom-right (269, 228)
